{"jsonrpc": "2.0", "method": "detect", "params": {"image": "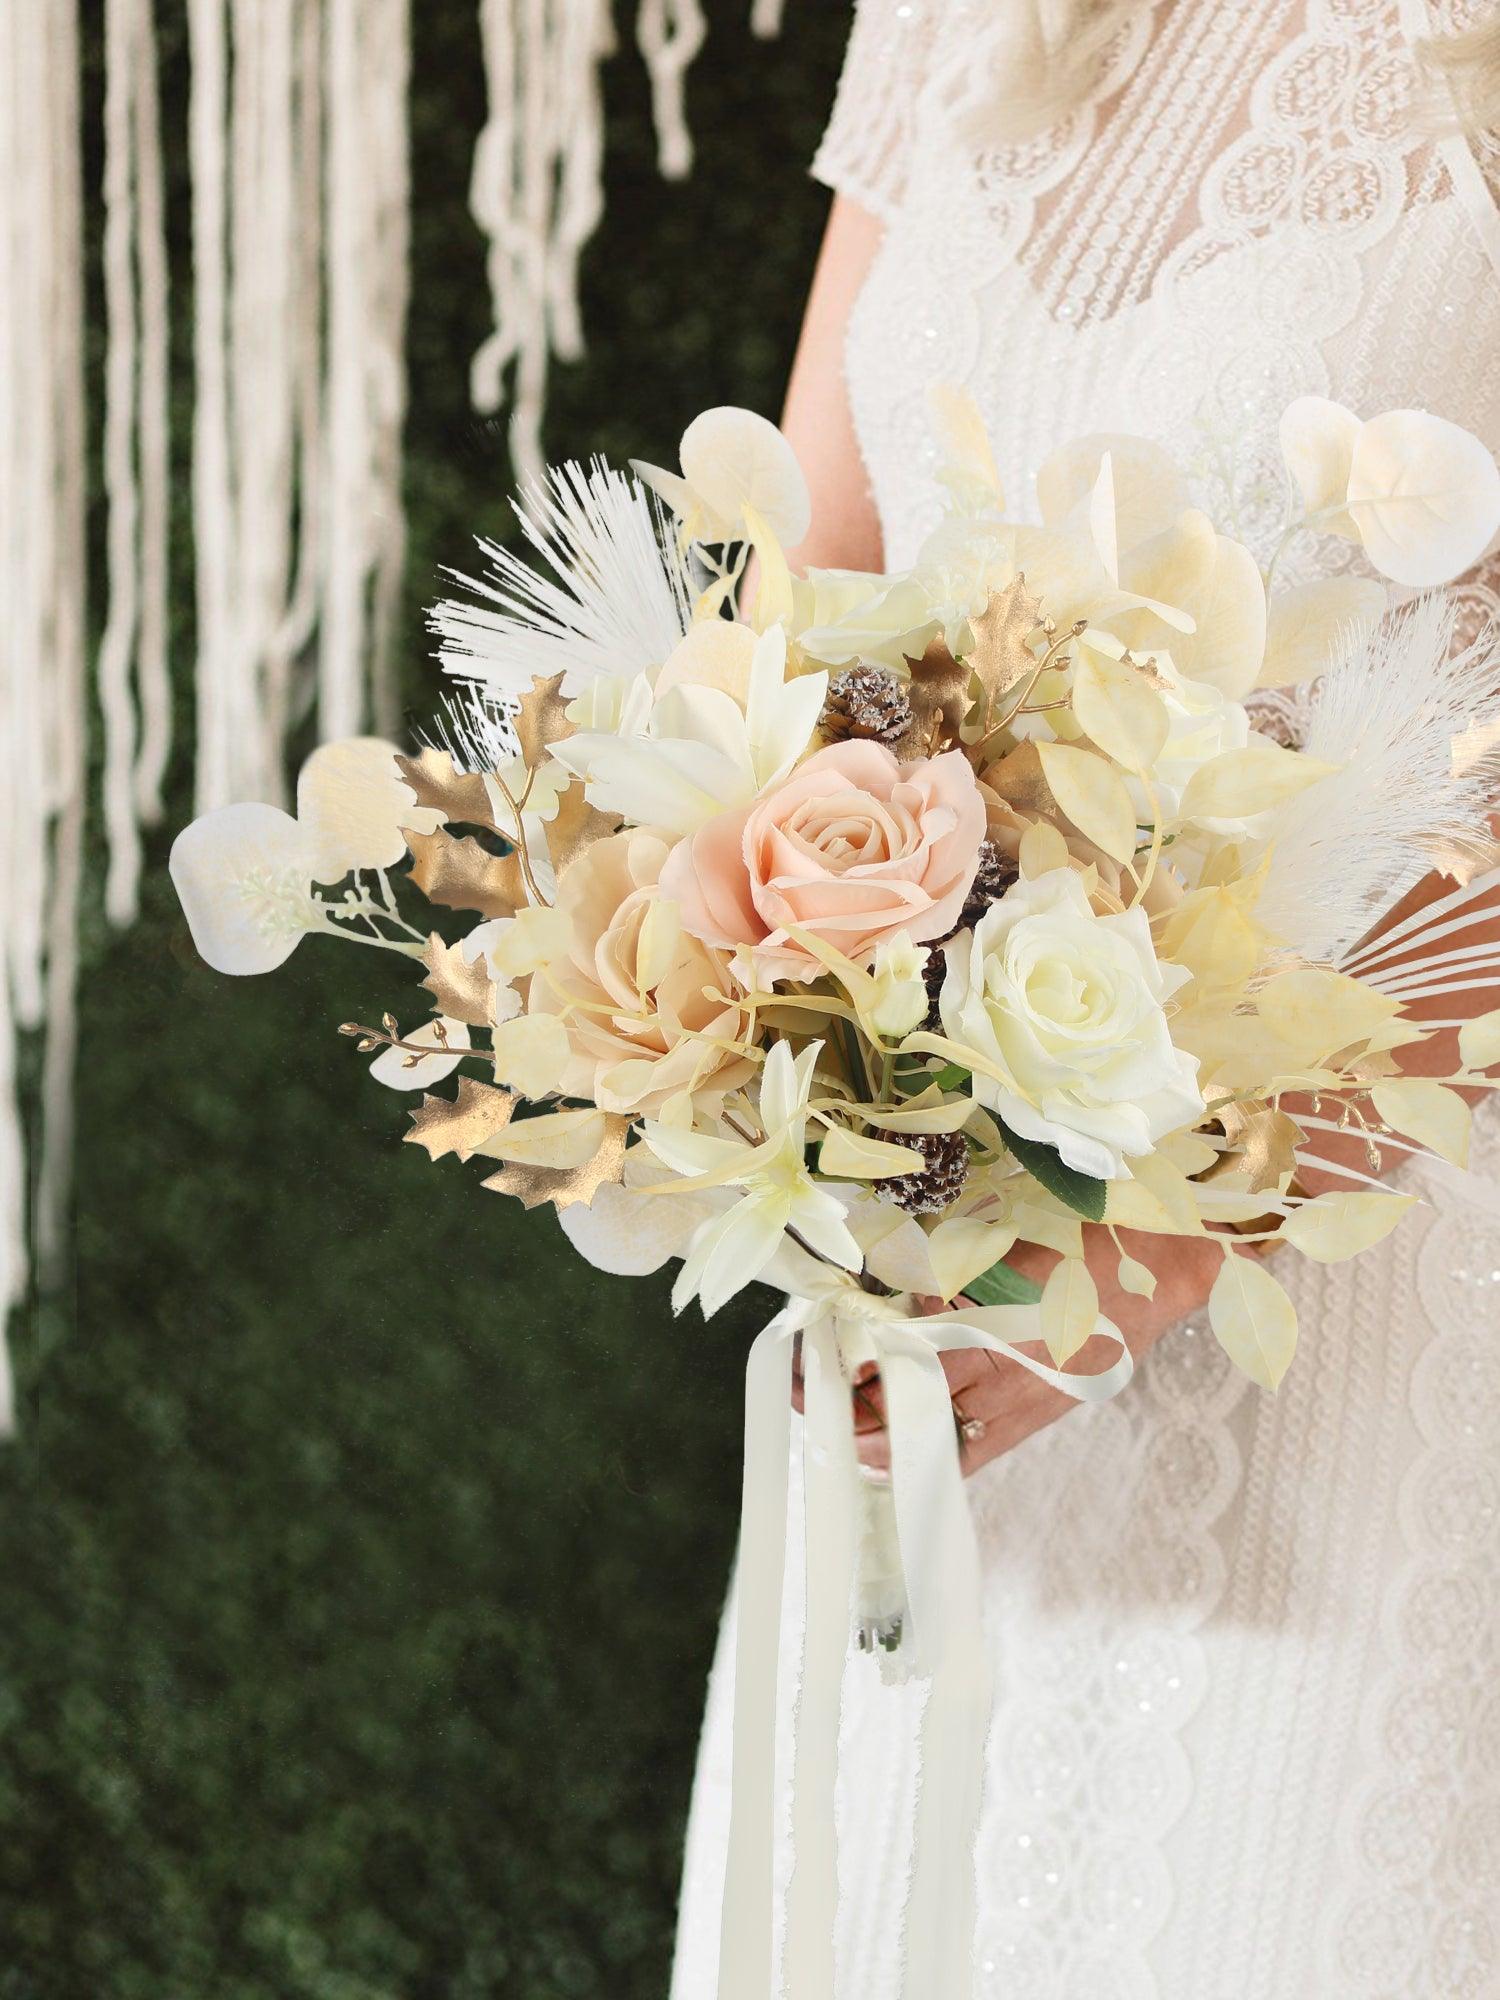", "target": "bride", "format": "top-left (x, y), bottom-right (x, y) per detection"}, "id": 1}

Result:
top-left (671, 3), bottom-right (1500, 1995)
